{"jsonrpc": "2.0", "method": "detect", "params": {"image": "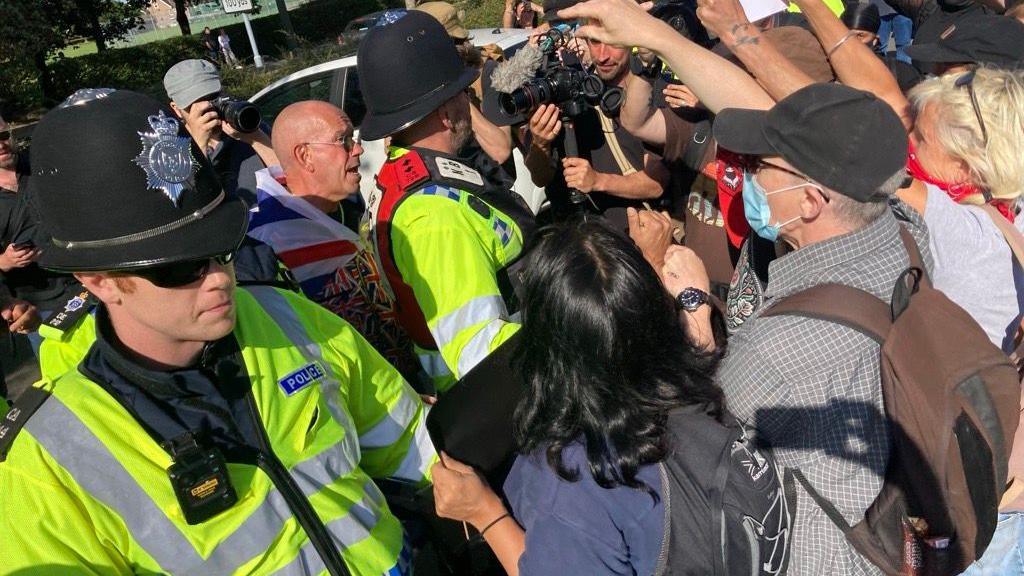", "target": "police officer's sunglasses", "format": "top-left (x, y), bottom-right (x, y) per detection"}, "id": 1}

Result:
top-left (0, 128), bottom-right (11, 142)
top-left (132, 251), bottom-right (237, 288)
